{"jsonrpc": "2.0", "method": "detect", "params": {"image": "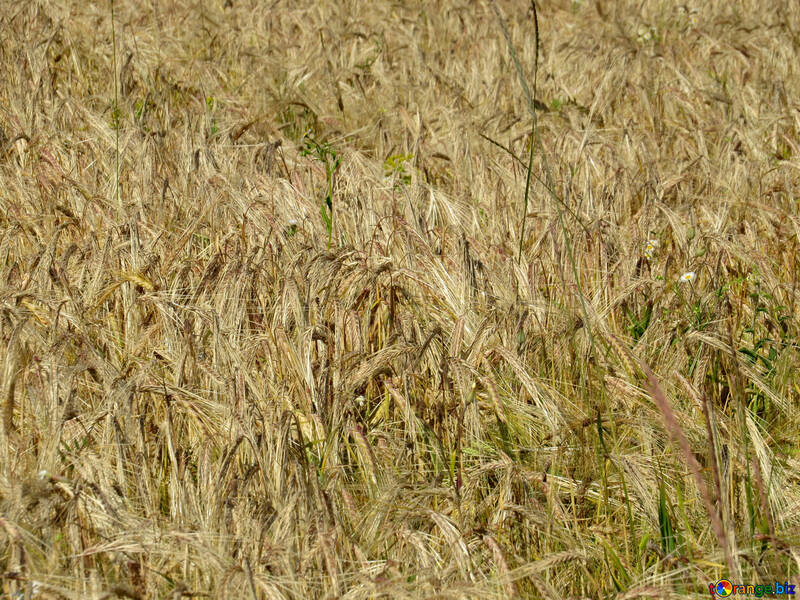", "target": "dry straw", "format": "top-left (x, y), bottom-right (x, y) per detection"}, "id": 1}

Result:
top-left (0, 0), bottom-right (798, 598)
